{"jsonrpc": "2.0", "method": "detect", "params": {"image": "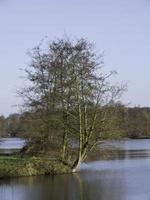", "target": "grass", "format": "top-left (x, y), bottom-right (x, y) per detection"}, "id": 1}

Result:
top-left (0, 156), bottom-right (71, 178)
